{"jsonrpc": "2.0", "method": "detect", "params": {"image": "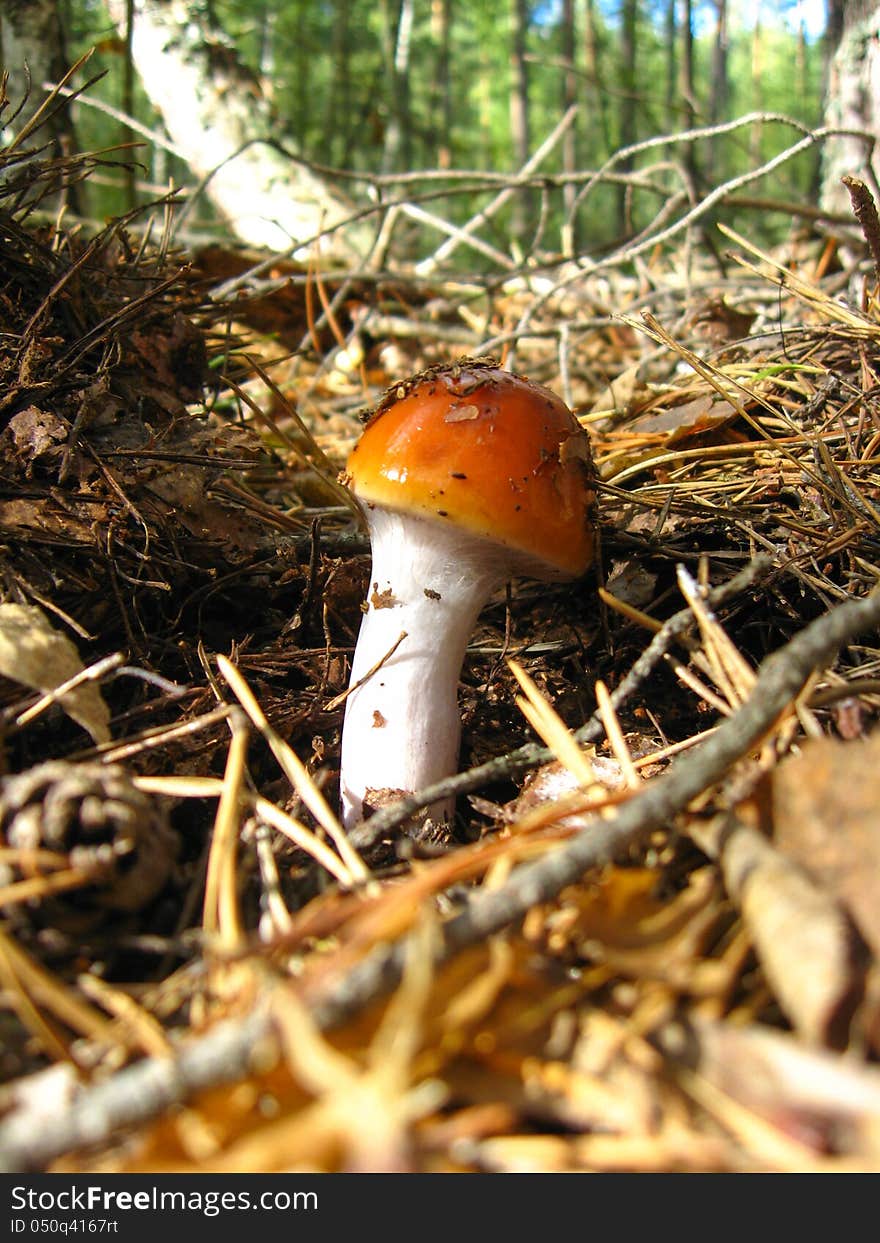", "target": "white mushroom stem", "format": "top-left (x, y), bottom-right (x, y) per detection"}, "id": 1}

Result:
top-left (340, 507), bottom-right (511, 830)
